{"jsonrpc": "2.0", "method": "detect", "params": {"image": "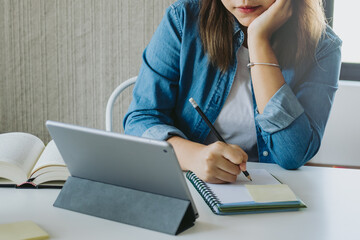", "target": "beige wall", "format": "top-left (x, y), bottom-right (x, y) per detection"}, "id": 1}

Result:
top-left (0, 0), bottom-right (174, 142)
